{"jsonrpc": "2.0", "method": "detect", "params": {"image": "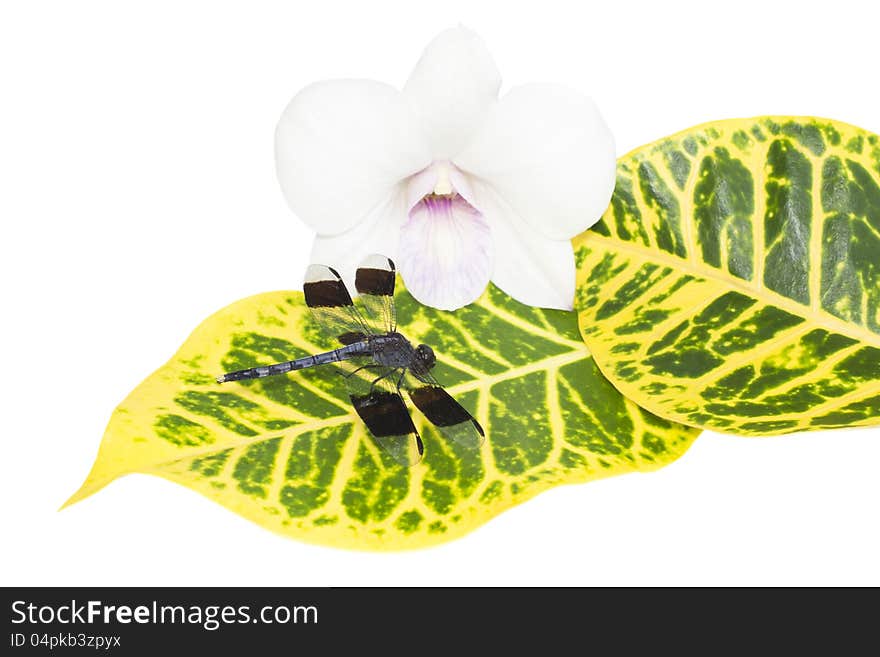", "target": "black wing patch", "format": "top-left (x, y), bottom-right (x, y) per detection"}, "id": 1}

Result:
top-left (408, 383), bottom-right (484, 449)
top-left (343, 365), bottom-right (423, 467)
top-left (355, 254), bottom-right (396, 296)
top-left (303, 264), bottom-right (372, 345)
top-left (355, 254), bottom-right (397, 334)
top-left (303, 266), bottom-right (352, 306)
